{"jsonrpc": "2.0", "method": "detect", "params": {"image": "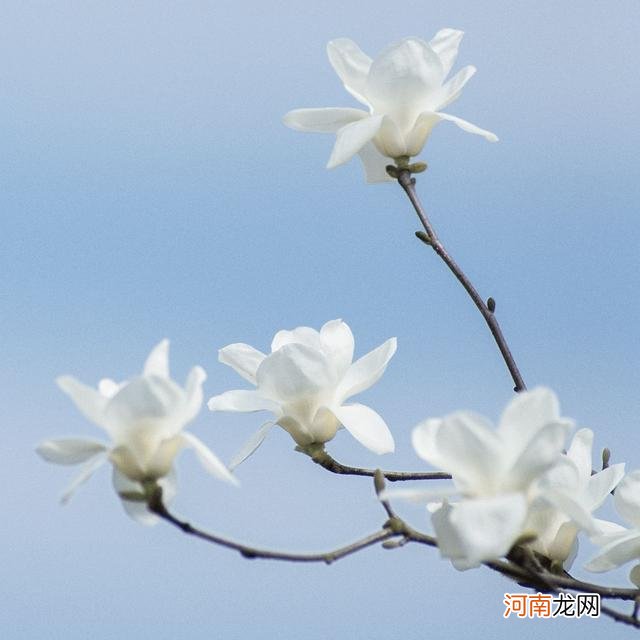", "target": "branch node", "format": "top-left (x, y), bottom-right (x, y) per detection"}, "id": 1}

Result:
top-left (487, 297), bottom-right (496, 312)
top-left (415, 230), bottom-right (432, 245)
